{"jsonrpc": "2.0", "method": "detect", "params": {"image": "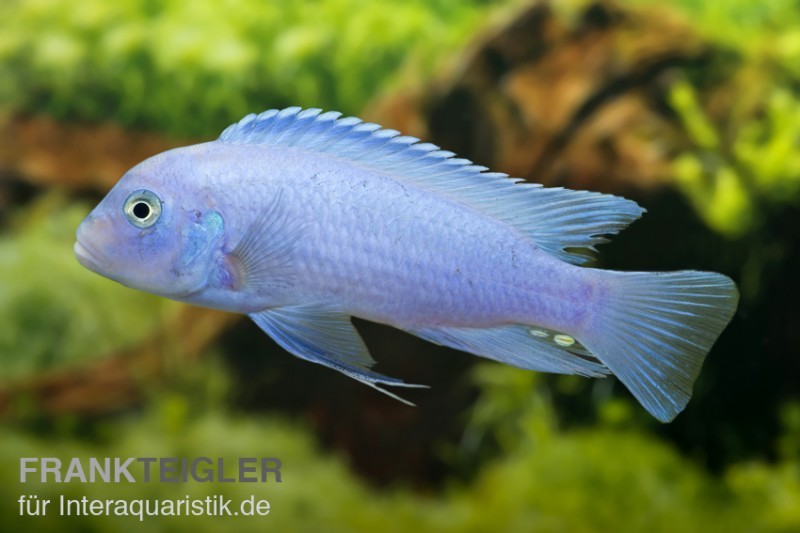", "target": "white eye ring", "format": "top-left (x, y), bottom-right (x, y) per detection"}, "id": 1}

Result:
top-left (123, 189), bottom-right (162, 228)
